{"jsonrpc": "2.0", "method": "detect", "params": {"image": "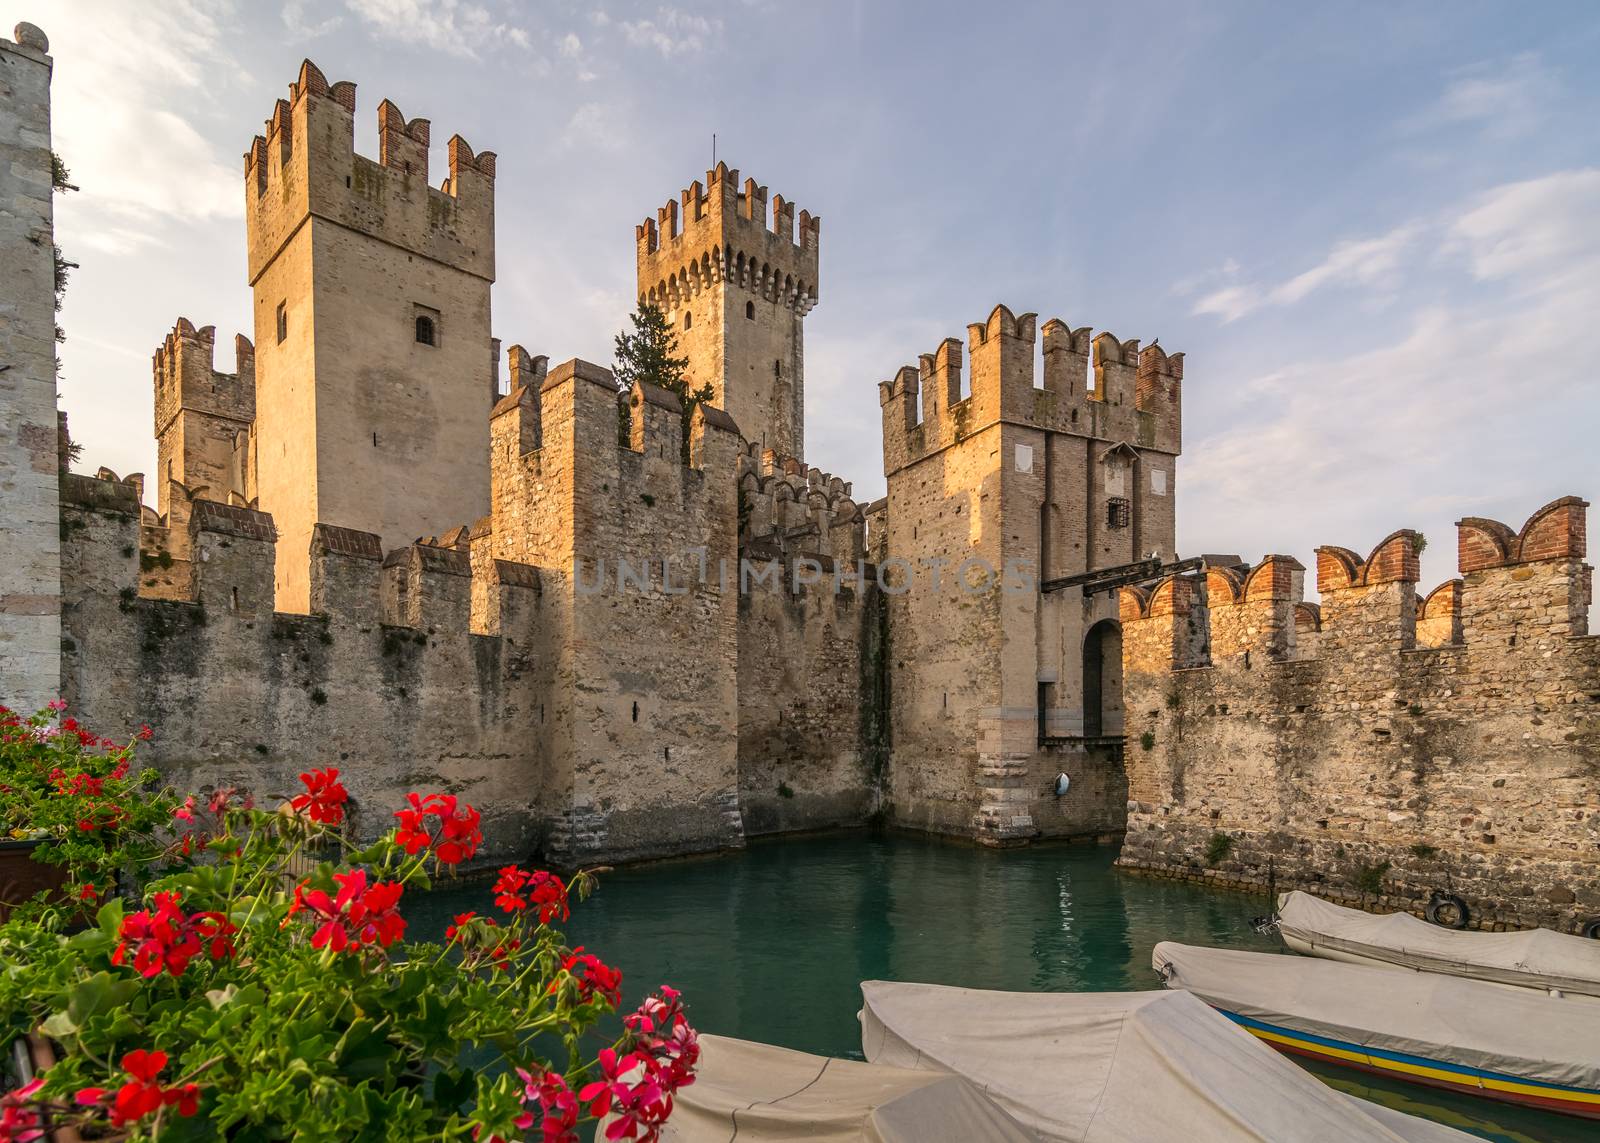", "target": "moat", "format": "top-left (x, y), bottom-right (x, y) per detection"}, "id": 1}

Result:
top-left (414, 834), bottom-right (1583, 1143)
